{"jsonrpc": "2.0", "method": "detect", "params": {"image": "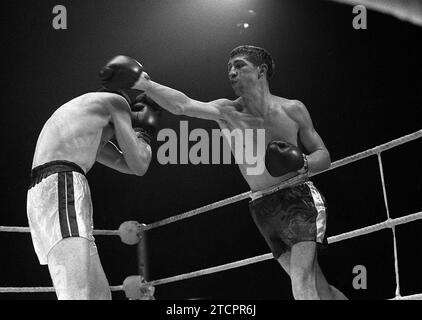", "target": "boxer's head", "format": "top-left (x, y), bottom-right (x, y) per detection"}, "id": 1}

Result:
top-left (228, 45), bottom-right (275, 82)
top-left (131, 93), bottom-right (162, 115)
